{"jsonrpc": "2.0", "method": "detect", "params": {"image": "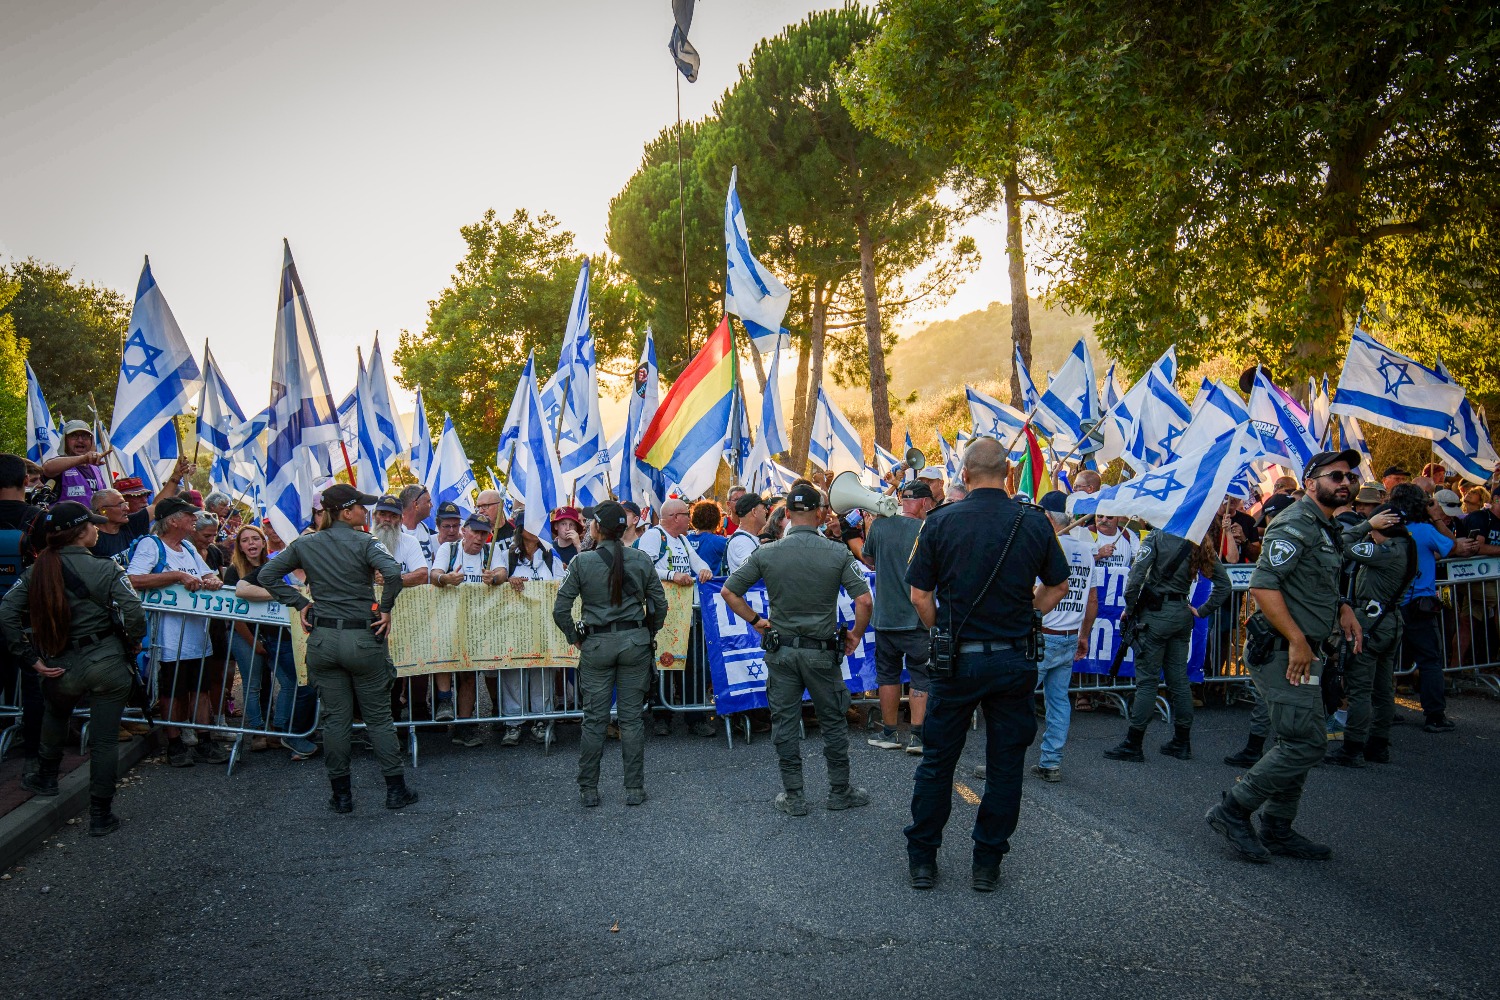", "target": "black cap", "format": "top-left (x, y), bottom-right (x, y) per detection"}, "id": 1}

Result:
top-left (43, 500), bottom-right (107, 532)
top-left (1038, 490), bottom-right (1068, 513)
top-left (434, 501), bottom-right (463, 521)
top-left (463, 513), bottom-right (493, 533)
top-left (786, 481), bottom-right (825, 512)
top-left (898, 480), bottom-right (934, 501)
top-left (1260, 493), bottom-right (1297, 520)
top-left (374, 494), bottom-right (404, 515)
top-left (618, 501), bottom-right (641, 517)
top-left (1382, 466), bottom-right (1411, 478)
top-left (594, 501), bottom-right (628, 531)
top-left (1303, 449), bottom-right (1362, 481)
top-left (322, 483), bottom-right (380, 511)
top-left (153, 496), bottom-right (198, 522)
top-left (734, 492), bottom-right (767, 518)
